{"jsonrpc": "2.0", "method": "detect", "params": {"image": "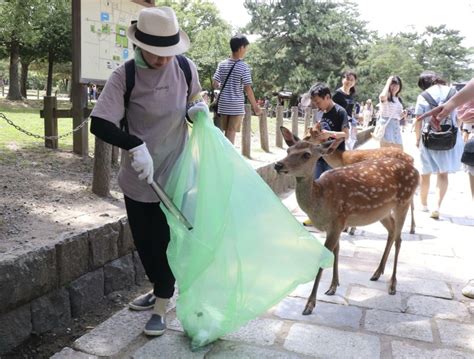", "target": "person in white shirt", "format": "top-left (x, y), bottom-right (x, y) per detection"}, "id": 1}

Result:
top-left (377, 75), bottom-right (405, 149)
